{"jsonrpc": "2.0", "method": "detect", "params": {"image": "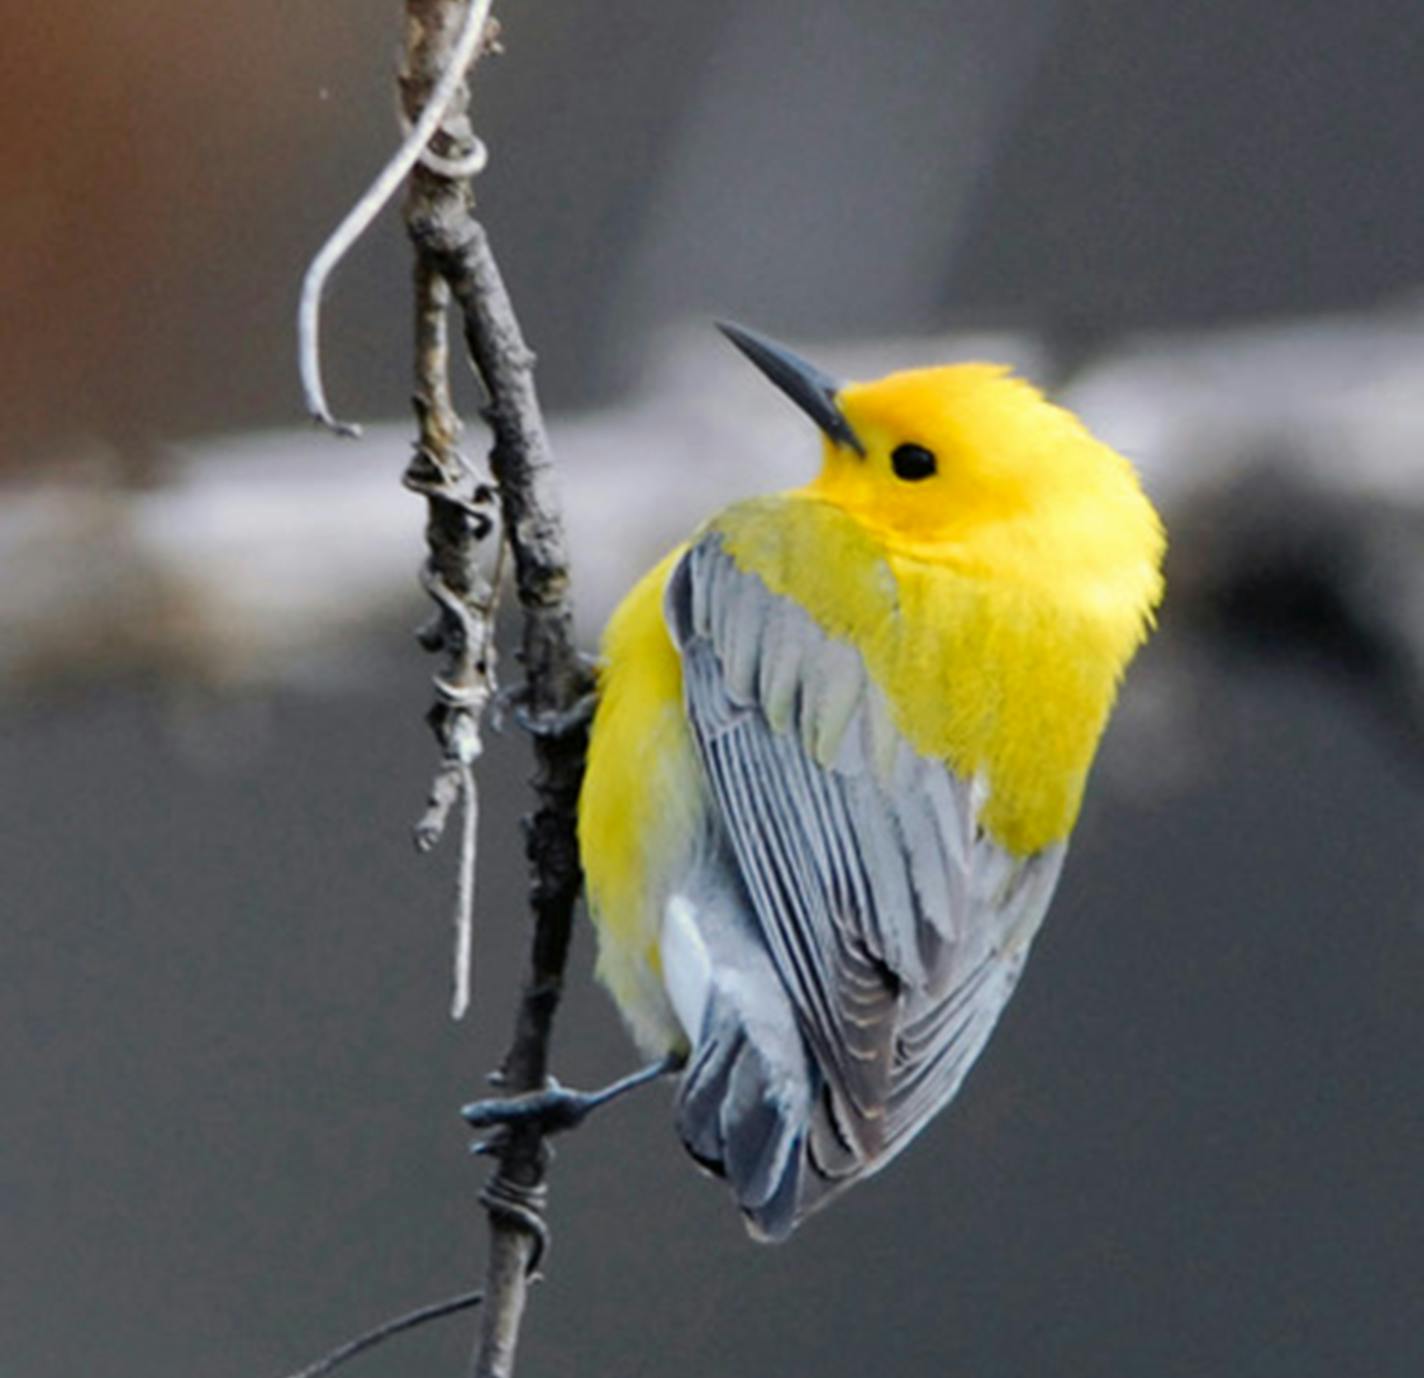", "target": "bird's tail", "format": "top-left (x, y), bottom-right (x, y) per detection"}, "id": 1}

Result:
top-left (663, 889), bottom-right (818, 1241)
top-left (674, 1007), bottom-right (816, 1241)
